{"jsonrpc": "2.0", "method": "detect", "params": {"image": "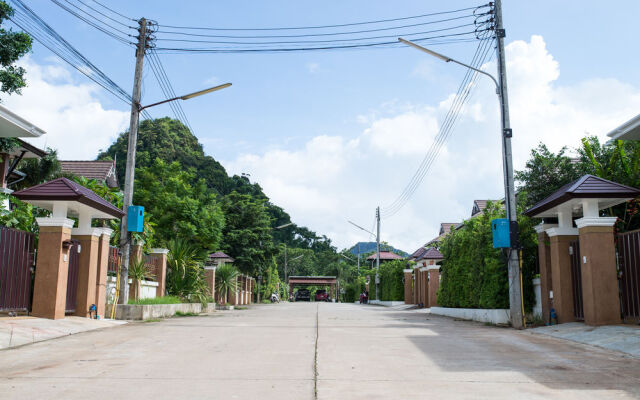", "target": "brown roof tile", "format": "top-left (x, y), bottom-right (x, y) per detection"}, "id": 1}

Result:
top-left (60, 161), bottom-right (118, 188)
